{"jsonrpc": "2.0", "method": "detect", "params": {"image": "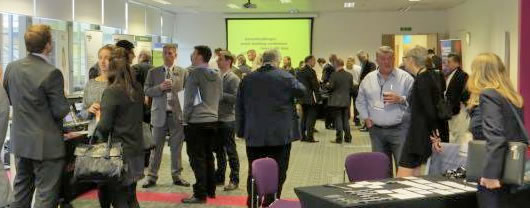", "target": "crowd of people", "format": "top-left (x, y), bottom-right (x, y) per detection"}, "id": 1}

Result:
top-left (0, 24), bottom-right (527, 208)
